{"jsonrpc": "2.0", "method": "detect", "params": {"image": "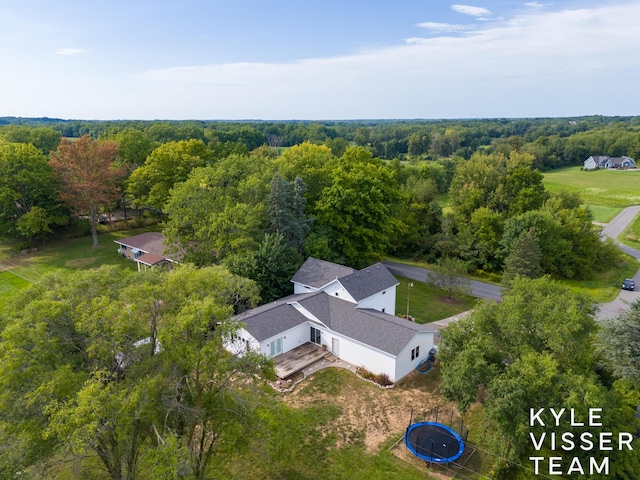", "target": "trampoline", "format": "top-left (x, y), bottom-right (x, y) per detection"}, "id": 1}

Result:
top-left (404, 421), bottom-right (465, 463)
